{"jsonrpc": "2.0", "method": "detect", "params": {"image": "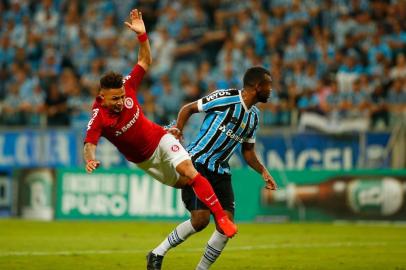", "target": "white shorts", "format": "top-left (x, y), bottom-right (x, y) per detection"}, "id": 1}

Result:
top-left (136, 133), bottom-right (190, 186)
